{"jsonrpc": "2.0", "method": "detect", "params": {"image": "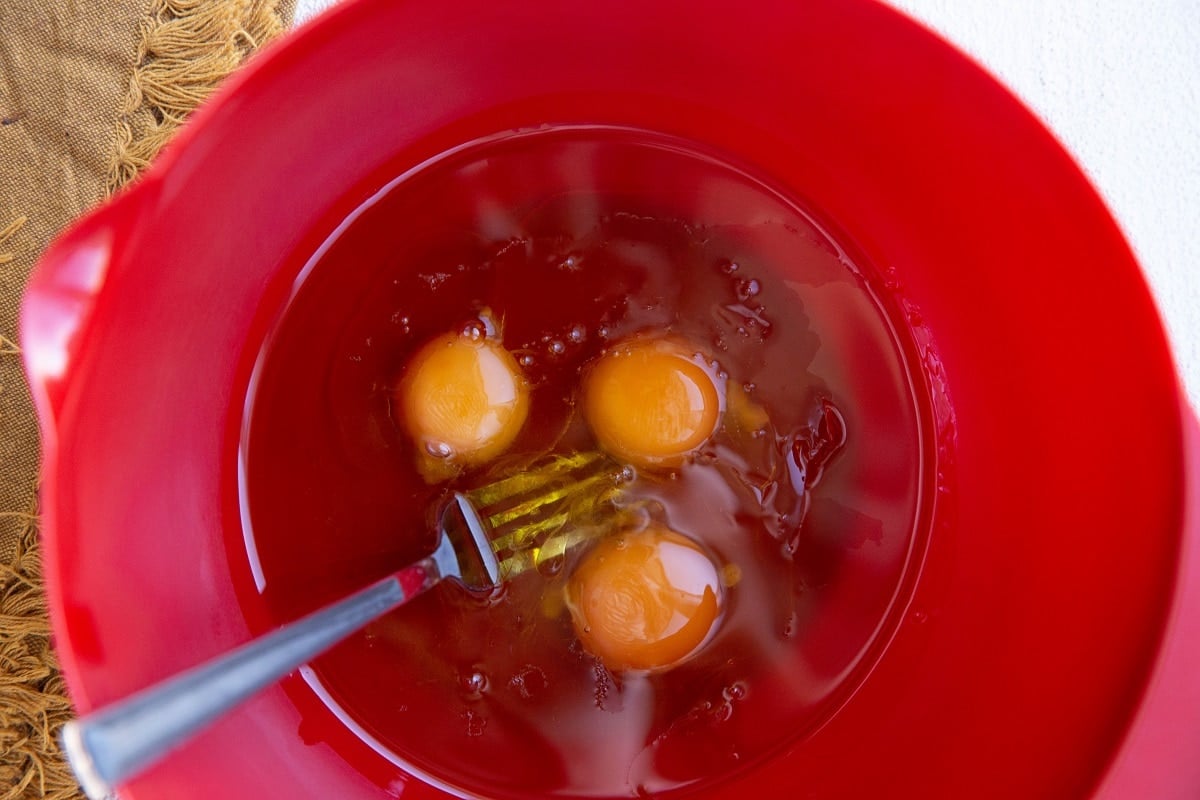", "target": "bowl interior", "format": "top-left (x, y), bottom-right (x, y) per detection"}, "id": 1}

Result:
top-left (237, 126), bottom-right (929, 797)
